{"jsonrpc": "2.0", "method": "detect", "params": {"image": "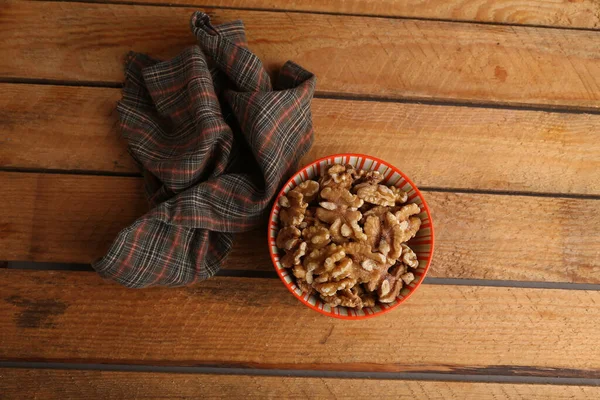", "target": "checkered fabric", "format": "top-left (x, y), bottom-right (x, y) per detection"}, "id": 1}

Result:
top-left (93, 12), bottom-right (316, 288)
